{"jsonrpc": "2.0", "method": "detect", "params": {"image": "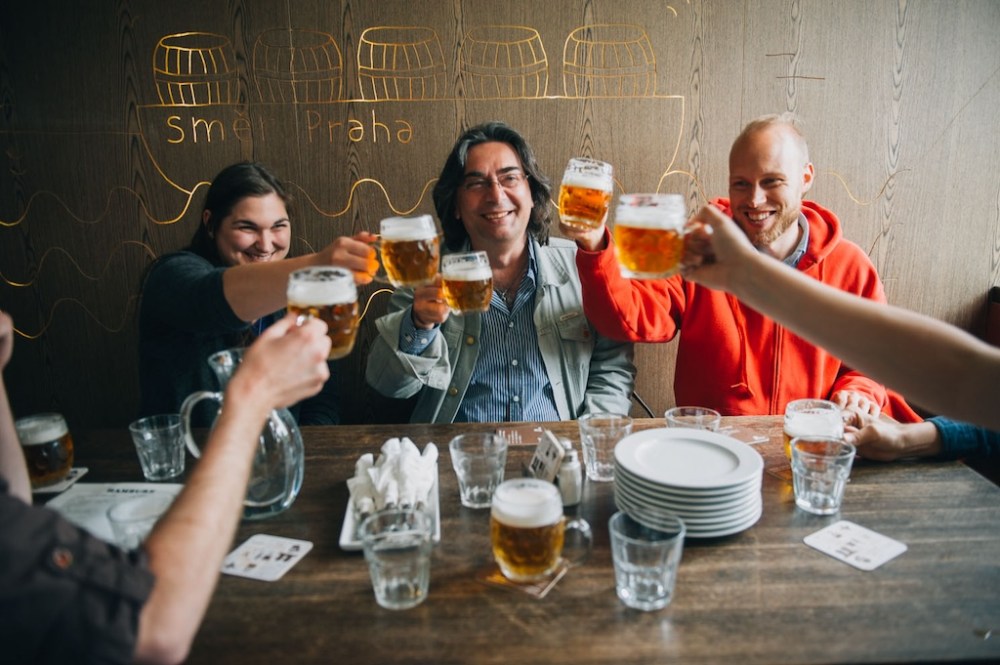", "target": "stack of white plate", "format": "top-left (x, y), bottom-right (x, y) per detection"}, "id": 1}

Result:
top-left (613, 427), bottom-right (764, 538)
